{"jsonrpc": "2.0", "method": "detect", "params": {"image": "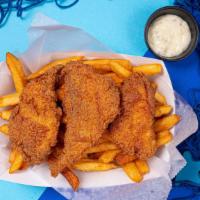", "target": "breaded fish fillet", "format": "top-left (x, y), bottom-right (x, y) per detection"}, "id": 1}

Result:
top-left (110, 72), bottom-right (156, 160)
top-left (8, 67), bottom-right (62, 165)
top-left (49, 63), bottom-right (120, 176)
